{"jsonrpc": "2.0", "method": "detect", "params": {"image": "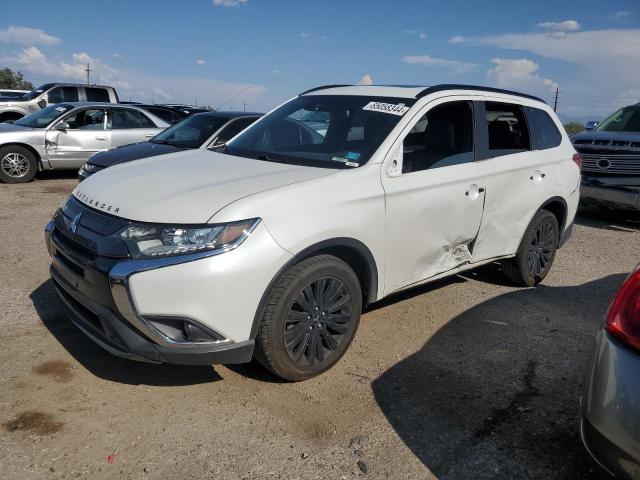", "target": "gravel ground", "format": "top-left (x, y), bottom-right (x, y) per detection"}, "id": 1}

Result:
top-left (1, 172), bottom-right (638, 479)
